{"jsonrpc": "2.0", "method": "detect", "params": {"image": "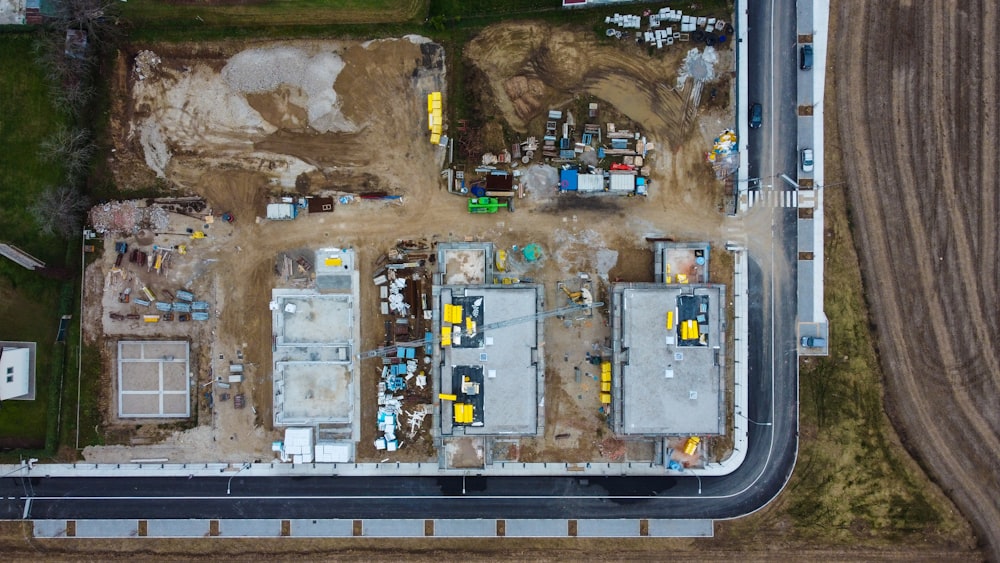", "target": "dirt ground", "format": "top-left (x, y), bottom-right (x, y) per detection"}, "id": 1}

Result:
top-left (87, 23), bottom-right (742, 464)
top-left (835, 1), bottom-right (1000, 558)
